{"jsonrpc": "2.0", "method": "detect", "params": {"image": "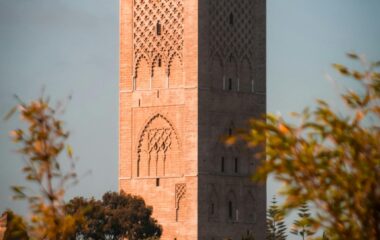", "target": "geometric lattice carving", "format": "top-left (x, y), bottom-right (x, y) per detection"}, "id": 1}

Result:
top-left (133, 0), bottom-right (184, 79)
top-left (175, 183), bottom-right (186, 221)
top-left (147, 128), bottom-right (172, 175)
top-left (137, 114), bottom-right (180, 177)
top-left (209, 0), bottom-right (255, 60)
top-left (209, 0), bottom-right (255, 92)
